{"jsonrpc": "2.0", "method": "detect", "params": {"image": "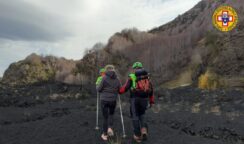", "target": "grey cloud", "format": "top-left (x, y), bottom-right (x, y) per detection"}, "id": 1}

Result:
top-left (0, 0), bottom-right (71, 42)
